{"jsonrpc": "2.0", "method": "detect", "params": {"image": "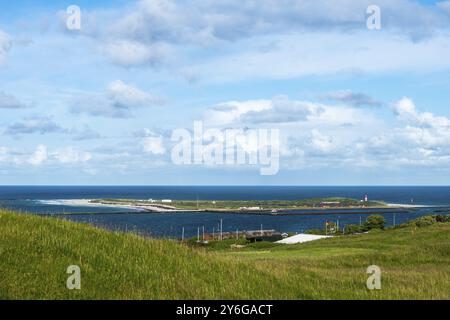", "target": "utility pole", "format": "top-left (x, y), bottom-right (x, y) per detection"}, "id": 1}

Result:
top-left (260, 224), bottom-right (263, 236)
top-left (197, 227), bottom-right (200, 242)
top-left (202, 226), bottom-right (205, 241)
top-left (393, 213), bottom-right (396, 227)
top-left (220, 219), bottom-right (223, 241)
top-left (181, 227), bottom-right (184, 242)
